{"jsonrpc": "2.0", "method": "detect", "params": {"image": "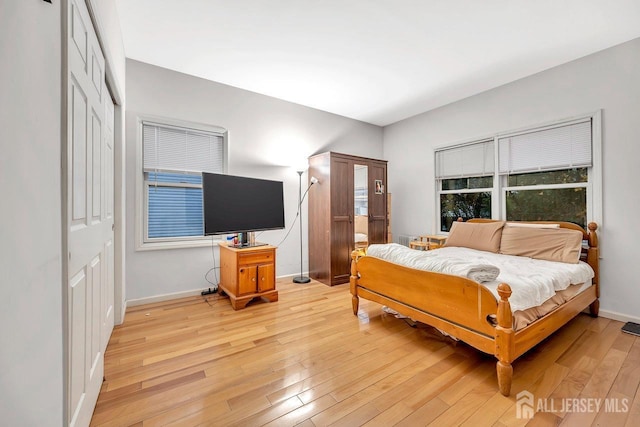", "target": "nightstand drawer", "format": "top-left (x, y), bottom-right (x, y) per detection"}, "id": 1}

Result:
top-left (238, 251), bottom-right (273, 265)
